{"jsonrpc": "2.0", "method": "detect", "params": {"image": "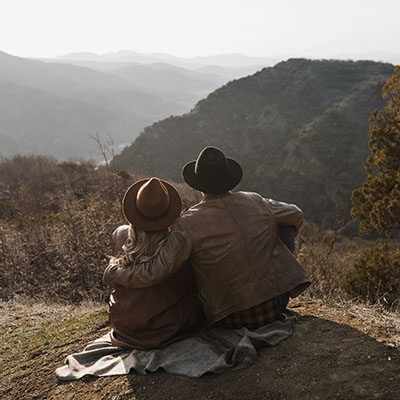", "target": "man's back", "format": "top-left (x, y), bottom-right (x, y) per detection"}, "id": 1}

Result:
top-left (176, 191), bottom-right (309, 322)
